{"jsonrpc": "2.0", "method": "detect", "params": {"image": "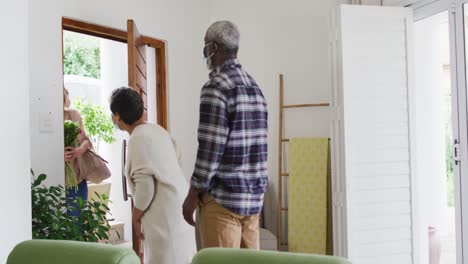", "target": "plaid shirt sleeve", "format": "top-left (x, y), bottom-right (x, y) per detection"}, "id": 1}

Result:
top-left (191, 82), bottom-right (229, 191)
